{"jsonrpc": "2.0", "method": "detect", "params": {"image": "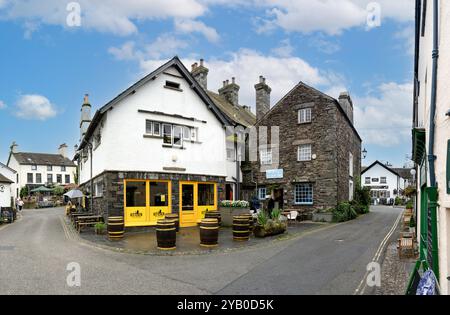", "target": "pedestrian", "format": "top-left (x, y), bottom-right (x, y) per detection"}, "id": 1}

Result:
top-left (18, 197), bottom-right (24, 212)
top-left (267, 196), bottom-right (275, 215)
